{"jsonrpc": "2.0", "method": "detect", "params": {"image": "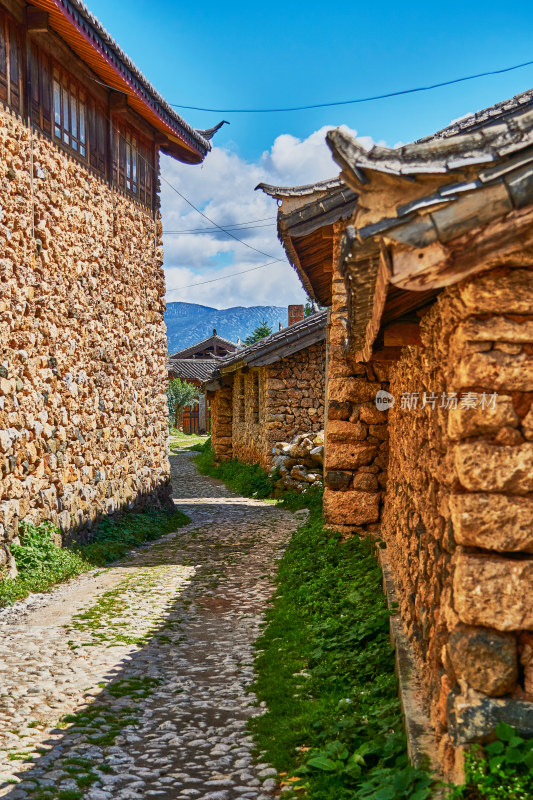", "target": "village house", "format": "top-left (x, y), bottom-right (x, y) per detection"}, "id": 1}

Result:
top-left (268, 94), bottom-right (533, 779)
top-left (0, 0), bottom-right (220, 566)
top-left (205, 307), bottom-right (327, 470)
top-left (167, 330), bottom-right (239, 433)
